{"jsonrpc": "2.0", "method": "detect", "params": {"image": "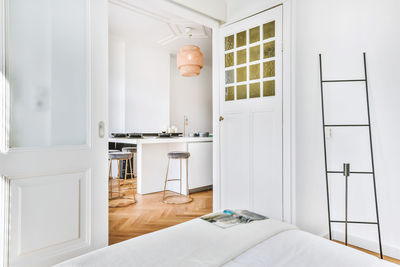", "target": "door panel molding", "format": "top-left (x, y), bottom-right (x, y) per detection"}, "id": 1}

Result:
top-left (1, 175), bottom-right (10, 267)
top-left (220, 112), bottom-right (251, 209)
top-left (7, 170), bottom-right (92, 267)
